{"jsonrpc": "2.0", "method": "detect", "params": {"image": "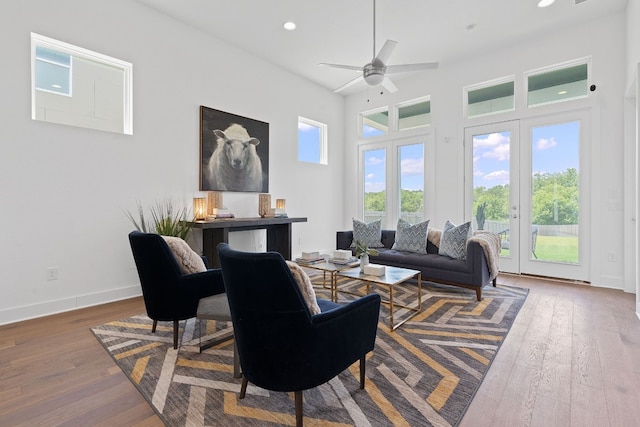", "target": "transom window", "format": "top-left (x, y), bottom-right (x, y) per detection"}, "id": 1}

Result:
top-left (464, 77), bottom-right (515, 118)
top-left (526, 60), bottom-right (590, 107)
top-left (361, 107), bottom-right (389, 138)
top-left (397, 97), bottom-right (431, 131)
